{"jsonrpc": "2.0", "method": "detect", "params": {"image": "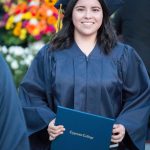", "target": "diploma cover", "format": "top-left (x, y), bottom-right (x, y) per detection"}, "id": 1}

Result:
top-left (51, 106), bottom-right (115, 150)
